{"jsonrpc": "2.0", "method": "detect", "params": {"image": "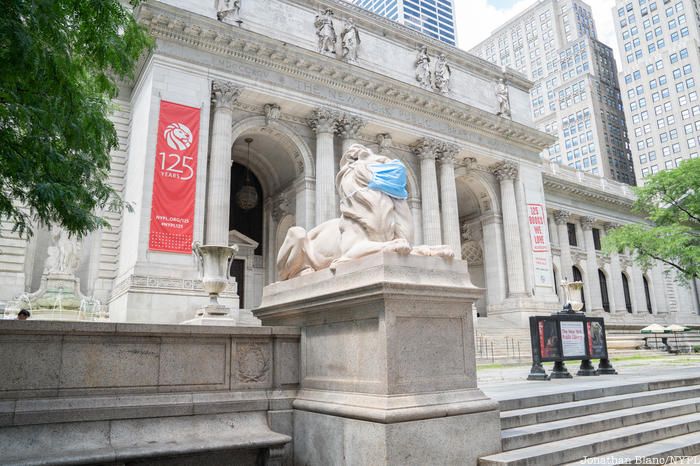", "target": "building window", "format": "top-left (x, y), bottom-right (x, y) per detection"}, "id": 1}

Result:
top-left (567, 223), bottom-right (578, 246)
top-left (573, 266), bottom-right (586, 312)
top-left (599, 269), bottom-right (610, 312)
top-left (643, 275), bottom-right (653, 313)
top-left (622, 273), bottom-right (633, 313)
top-left (592, 228), bottom-right (602, 250)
